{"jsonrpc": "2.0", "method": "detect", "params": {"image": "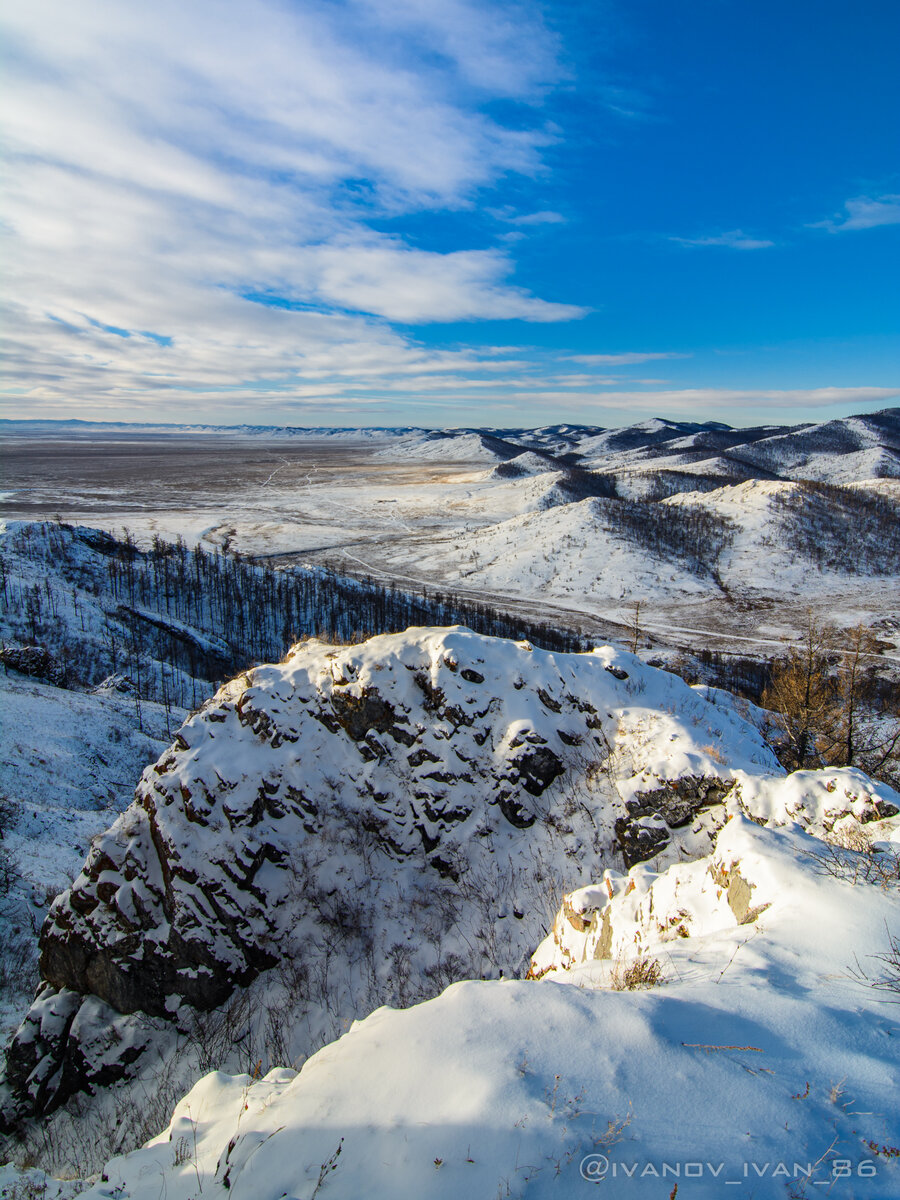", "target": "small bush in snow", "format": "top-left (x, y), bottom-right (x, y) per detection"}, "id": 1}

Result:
top-left (610, 953), bottom-right (664, 991)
